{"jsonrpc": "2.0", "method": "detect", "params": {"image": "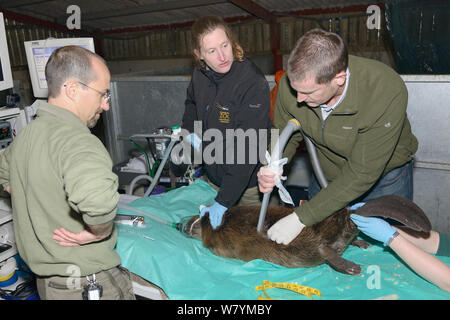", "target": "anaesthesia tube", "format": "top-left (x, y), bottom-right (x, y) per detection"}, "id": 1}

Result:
top-left (118, 203), bottom-right (176, 228)
top-left (143, 139), bottom-right (178, 197)
top-left (257, 119), bottom-right (300, 233)
top-left (127, 139), bottom-right (176, 196)
top-left (117, 203), bottom-right (196, 236)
